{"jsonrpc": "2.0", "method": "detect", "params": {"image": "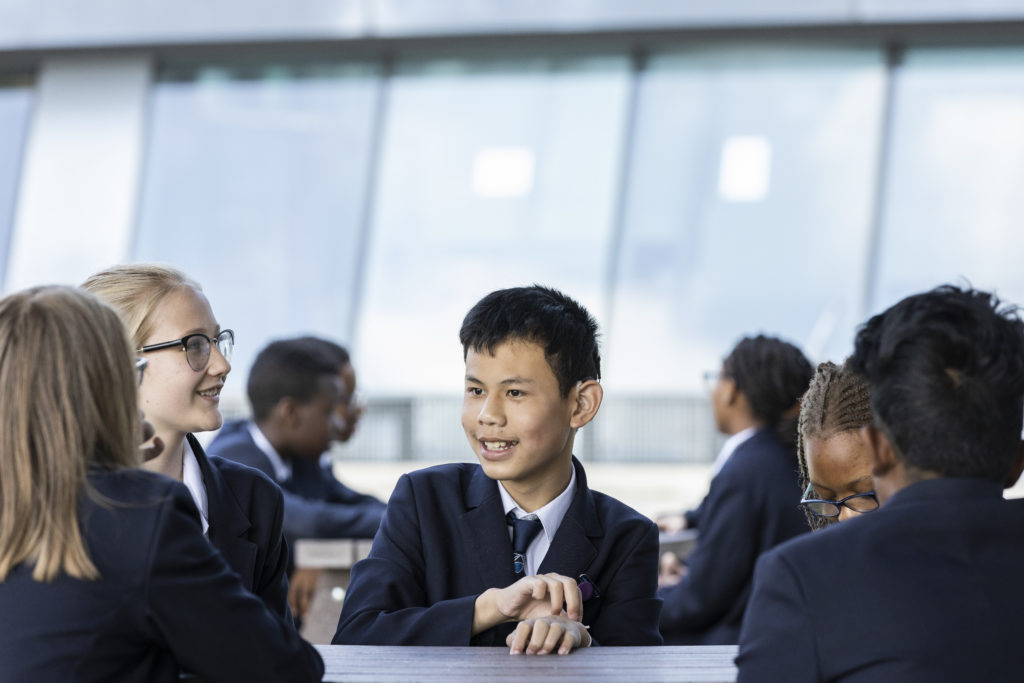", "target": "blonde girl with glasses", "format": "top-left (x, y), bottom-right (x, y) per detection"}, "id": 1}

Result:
top-left (0, 286), bottom-right (322, 681)
top-left (83, 264), bottom-right (291, 618)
